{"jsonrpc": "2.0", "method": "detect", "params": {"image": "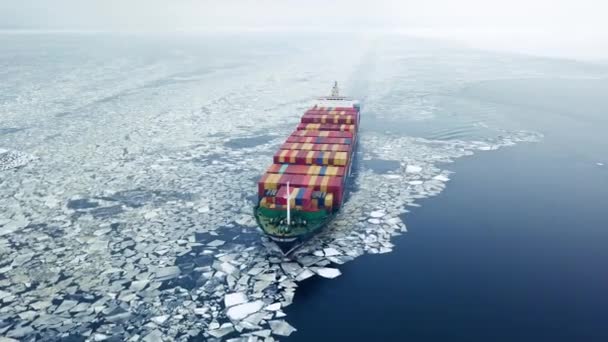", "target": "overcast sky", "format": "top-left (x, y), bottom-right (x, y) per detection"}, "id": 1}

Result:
top-left (1, 0), bottom-right (607, 59)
